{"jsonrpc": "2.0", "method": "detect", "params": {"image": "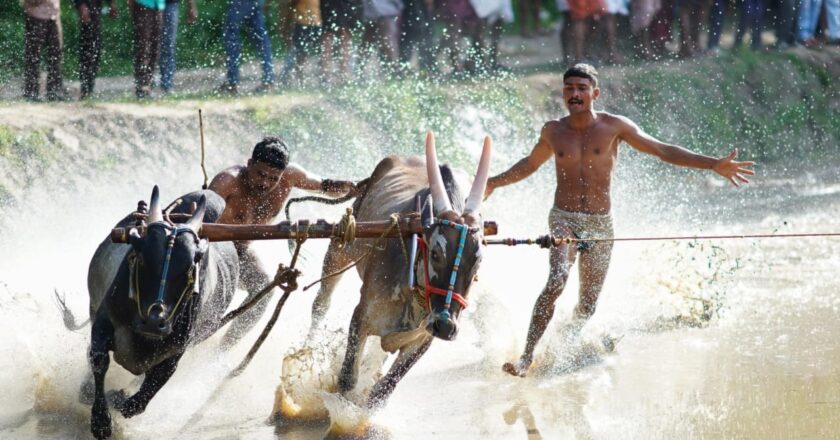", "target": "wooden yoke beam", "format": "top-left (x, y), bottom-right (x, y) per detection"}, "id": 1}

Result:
top-left (111, 218), bottom-right (499, 243)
